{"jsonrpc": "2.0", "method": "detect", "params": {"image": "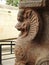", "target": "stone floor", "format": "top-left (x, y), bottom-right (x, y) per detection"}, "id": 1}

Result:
top-left (2, 58), bottom-right (15, 65)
